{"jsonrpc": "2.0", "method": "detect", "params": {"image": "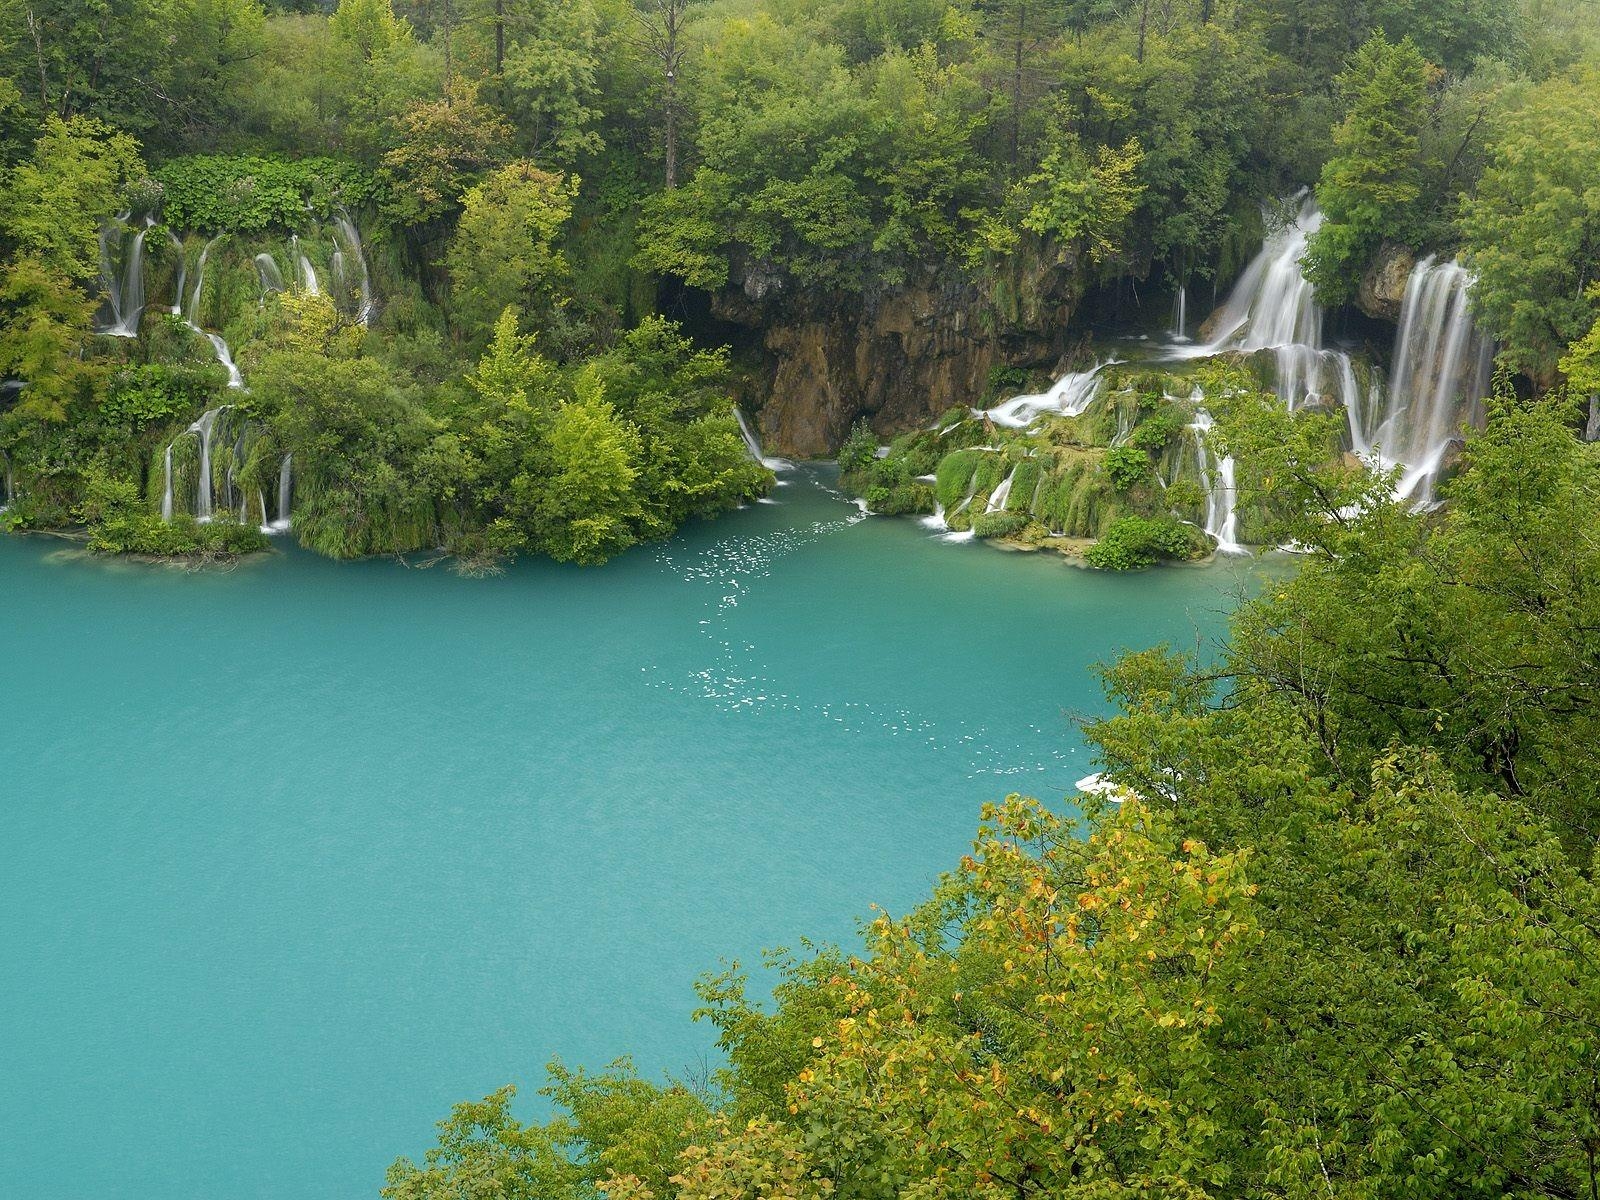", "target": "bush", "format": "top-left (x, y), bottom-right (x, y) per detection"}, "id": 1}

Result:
top-left (1084, 515), bottom-right (1194, 570)
top-left (1128, 403), bottom-right (1188, 451)
top-left (1102, 444), bottom-right (1151, 491)
top-left (973, 510), bottom-right (1028, 539)
top-left (77, 467), bottom-right (268, 558)
top-left (838, 417), bottom-right (877, 473)
top-left (935, 449), bottom-right (984, 508)
top-left (154, 155), bottom-right (380, 233)
top-left (100, 365), bottom-right (216, 427)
